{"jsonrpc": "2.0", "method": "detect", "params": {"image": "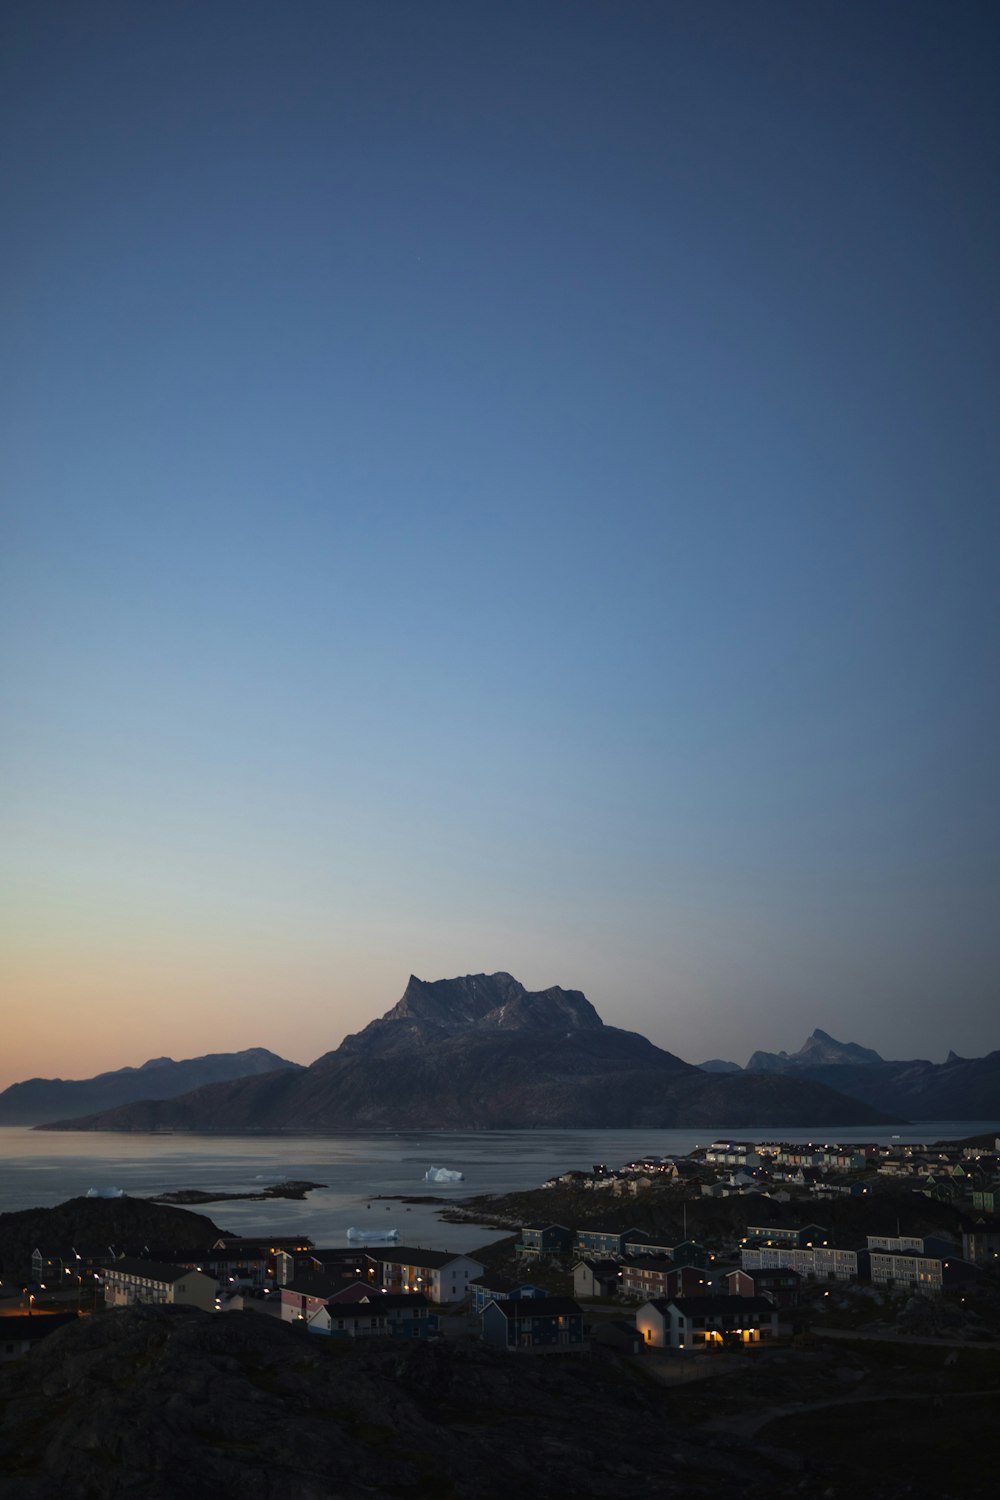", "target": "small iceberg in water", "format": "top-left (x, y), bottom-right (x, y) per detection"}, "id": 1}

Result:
top-left (86, 1187), bottom-right (124, 1198)
top-left (424, 1166), bottom-right (464, 1183)
top-left (347, 1227), bottom-right (400, 1243)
